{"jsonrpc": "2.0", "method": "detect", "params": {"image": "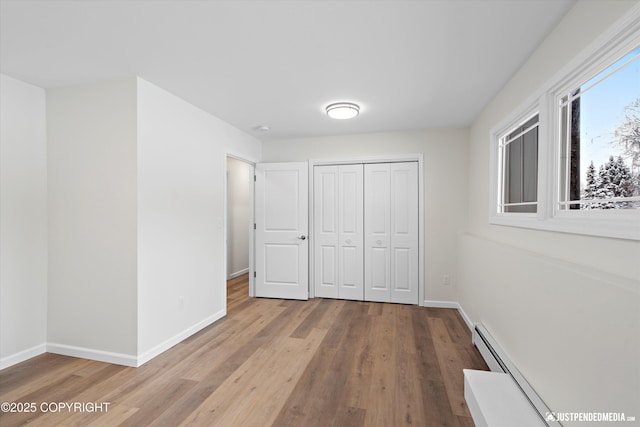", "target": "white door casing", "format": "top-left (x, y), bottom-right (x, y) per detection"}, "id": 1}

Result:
top-left (314, 164), bottom-right (364, 300)
top-left (255, 162), bottom-right (309, 300)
